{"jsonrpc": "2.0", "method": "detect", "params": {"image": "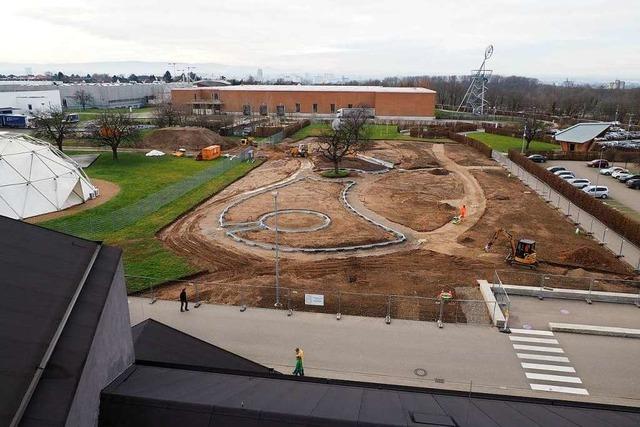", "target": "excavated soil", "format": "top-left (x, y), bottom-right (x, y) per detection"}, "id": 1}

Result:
top-left (263, 212), bottom-right (325, 229)
top-left (229, 179), bottom-right (396, 248)
top-left (444, 144), bottom-right (496, 167)
top-left (359, 170), bottom-right (464, 232)
top-left (364, 140), bottom-right (440, 169)
top-left (458, 168), bottom-right (633, 275)
top-left (141, 127), bottom-right (237, 151)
